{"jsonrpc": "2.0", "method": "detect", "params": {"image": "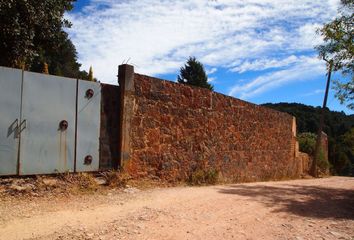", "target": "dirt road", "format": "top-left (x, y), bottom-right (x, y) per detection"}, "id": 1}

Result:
top-left (0, 177), bottom-right (353, 240)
